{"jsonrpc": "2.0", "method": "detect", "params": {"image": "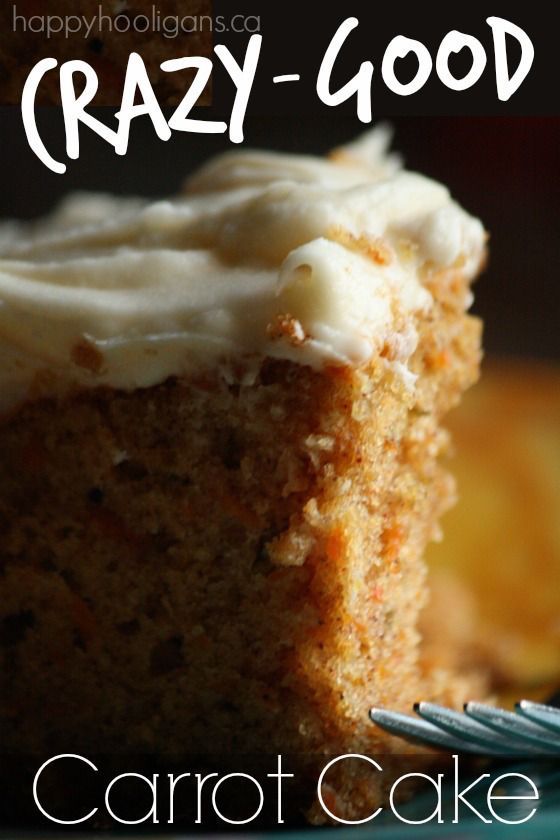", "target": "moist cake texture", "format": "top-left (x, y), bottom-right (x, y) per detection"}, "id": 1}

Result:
top-left (0, 129), bottom-right (486, 823)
